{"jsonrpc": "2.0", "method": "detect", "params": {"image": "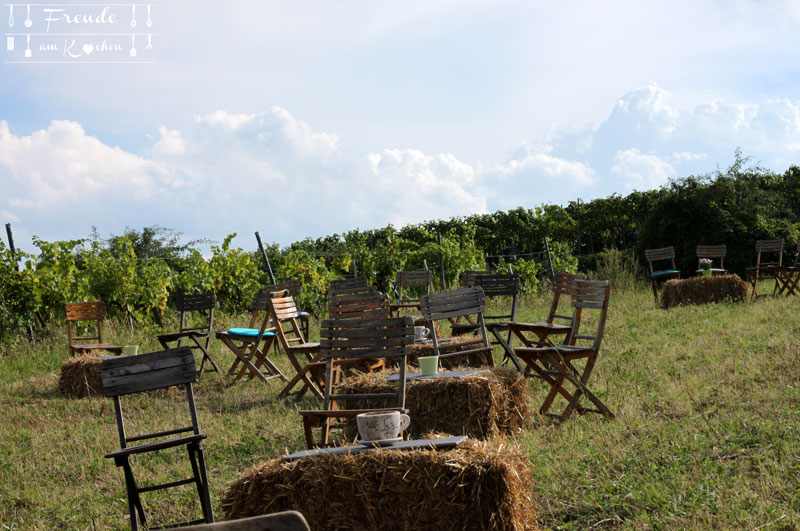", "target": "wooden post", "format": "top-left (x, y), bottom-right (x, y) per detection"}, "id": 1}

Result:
top-left (254, 231), bottom-right (276, 284)
top-left (544, 237), bottom-right (556, 281)
top-left (437, 231), bottom-right (447, 291)
top-left (5, 224), bottom-right (33, 340)
top-left (352, 258), bottom-right (358, 278)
